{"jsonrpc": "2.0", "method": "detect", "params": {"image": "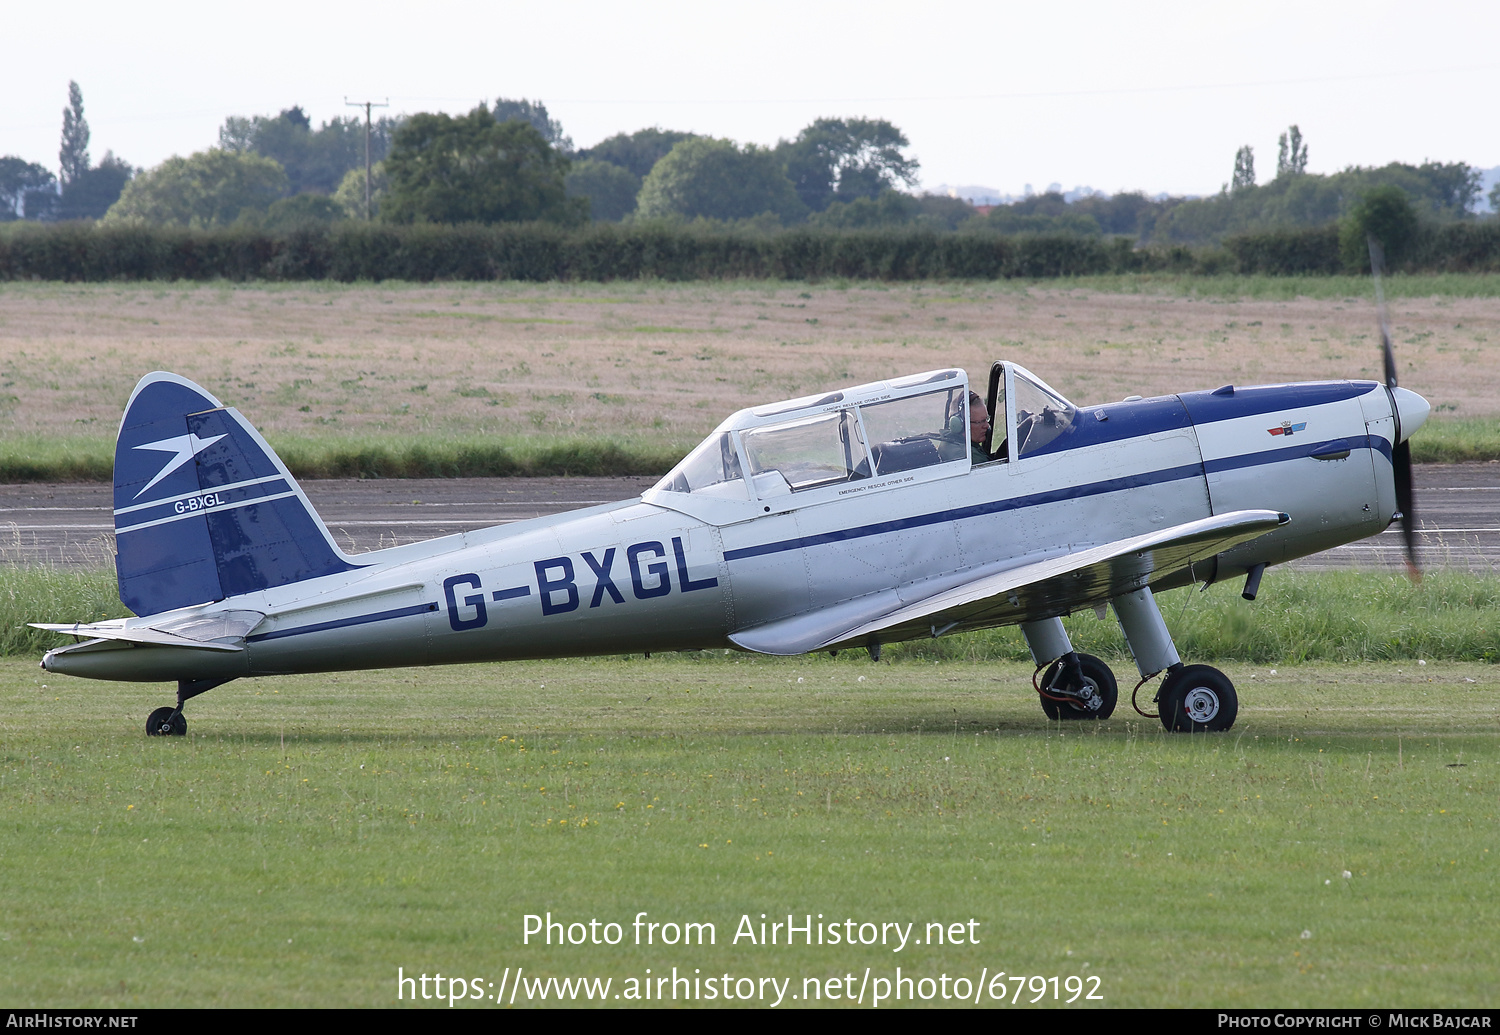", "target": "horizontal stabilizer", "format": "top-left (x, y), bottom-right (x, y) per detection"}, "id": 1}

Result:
top-left (731, 509), bottom-right (1287, 655)
top-left (32, 609), bottom-right (265, 653)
